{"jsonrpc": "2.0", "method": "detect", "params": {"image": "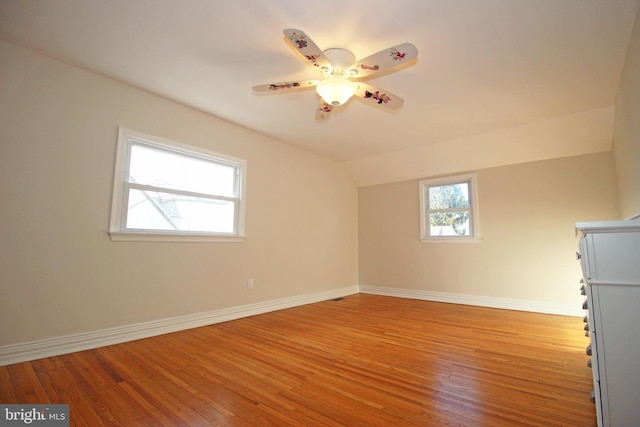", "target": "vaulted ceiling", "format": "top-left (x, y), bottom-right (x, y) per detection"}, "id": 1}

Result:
top-left (1, 0), bottom-right (638, 185)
